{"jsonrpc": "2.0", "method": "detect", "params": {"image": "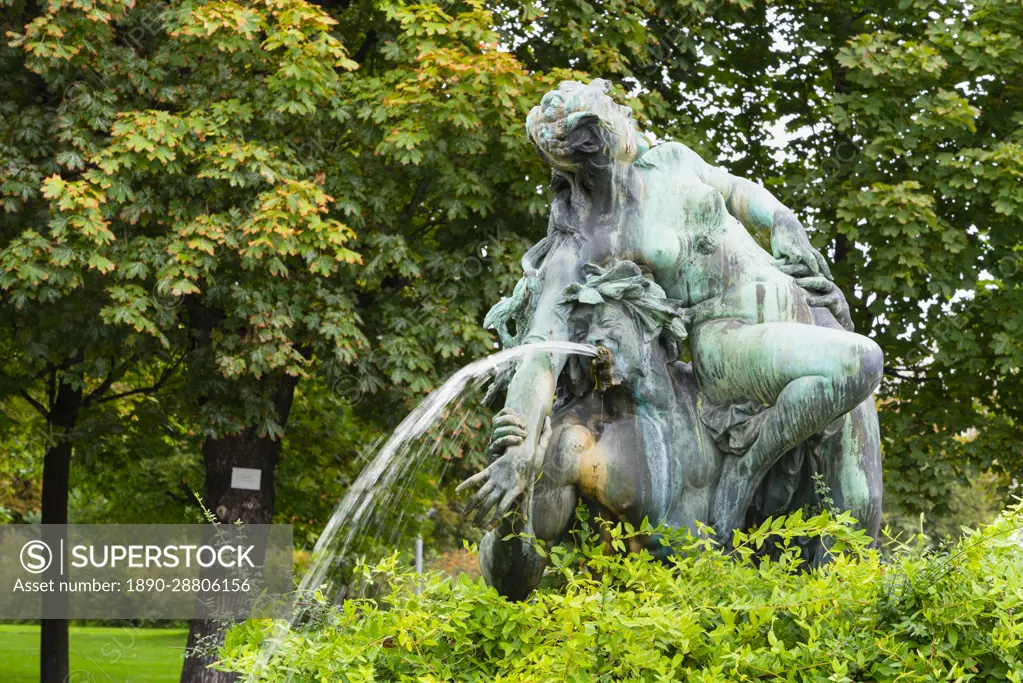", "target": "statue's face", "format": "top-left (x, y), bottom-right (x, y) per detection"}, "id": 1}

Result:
top-left (525, 79), bottom-right (647, 174)
top-left (570, 302), bottom-right (644, 383)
